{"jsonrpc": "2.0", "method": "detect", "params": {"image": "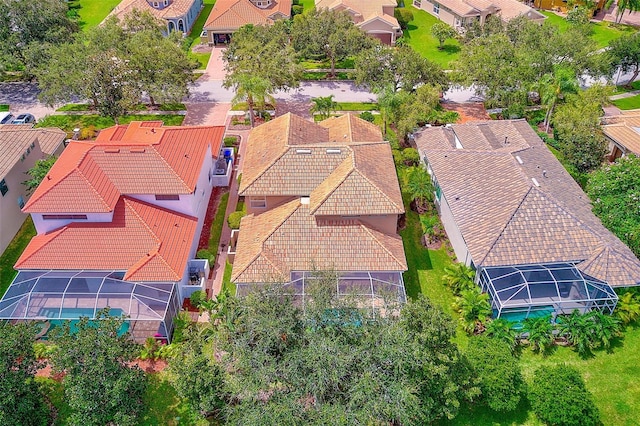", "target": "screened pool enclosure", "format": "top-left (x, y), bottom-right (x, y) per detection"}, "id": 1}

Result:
top-left (236, 271), bottom-right (407, 314)
top-left (479, 263), bottom-right (618, 320)
top-left (0, 270), bottom-right (180, 342)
